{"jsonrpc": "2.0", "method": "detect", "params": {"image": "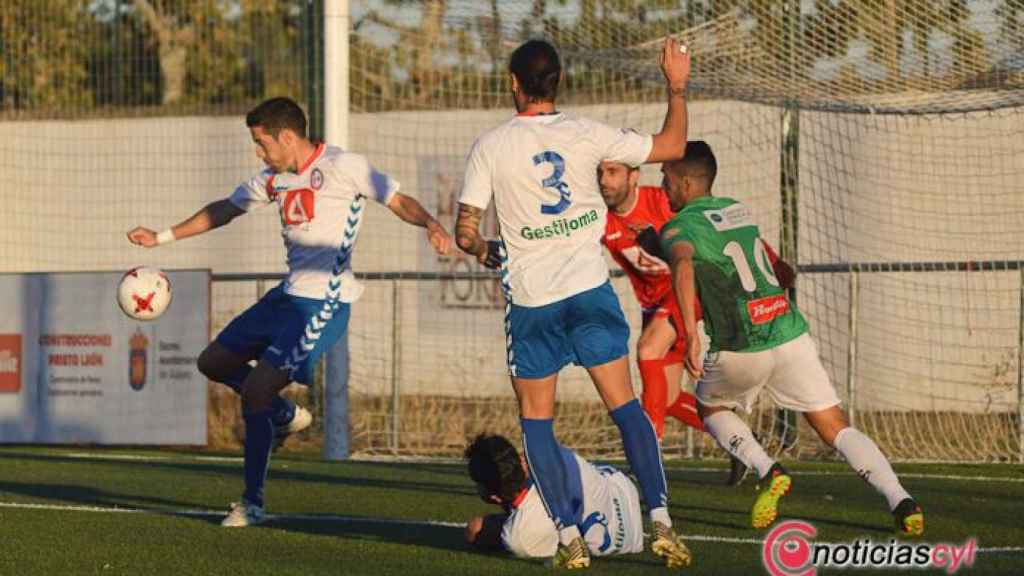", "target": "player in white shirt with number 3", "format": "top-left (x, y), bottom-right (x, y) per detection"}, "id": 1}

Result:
top-left (455, 39), bottom-right (692, 569)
